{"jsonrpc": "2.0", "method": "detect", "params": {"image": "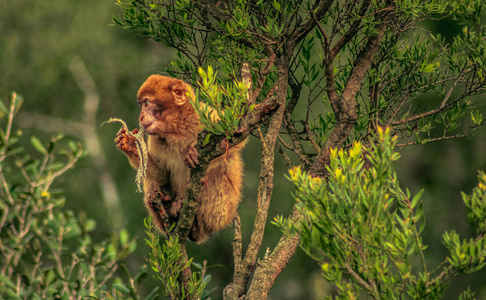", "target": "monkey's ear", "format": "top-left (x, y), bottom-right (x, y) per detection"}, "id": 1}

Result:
top-left (171, 80), bottom-right (189, 106)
